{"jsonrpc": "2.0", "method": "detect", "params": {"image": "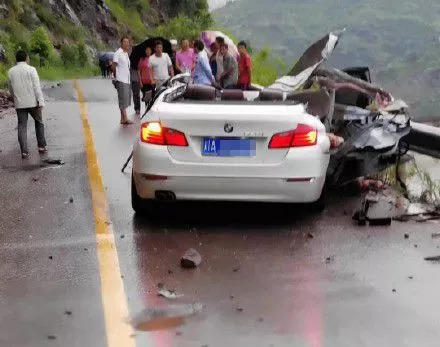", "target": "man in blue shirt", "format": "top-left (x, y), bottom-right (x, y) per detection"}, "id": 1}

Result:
top-left (193, 40), bottom-right (214, 86)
